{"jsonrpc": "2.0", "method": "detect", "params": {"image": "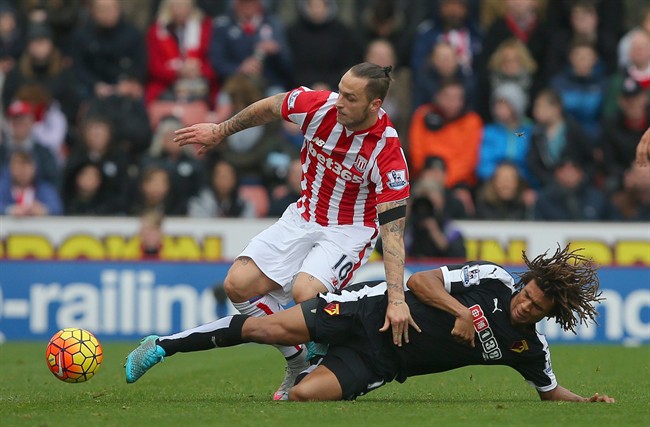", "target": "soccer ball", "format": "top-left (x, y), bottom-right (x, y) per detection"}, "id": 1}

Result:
top-left (45, 328), bottom-right (103, 383)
